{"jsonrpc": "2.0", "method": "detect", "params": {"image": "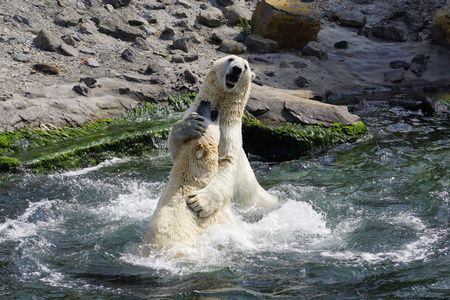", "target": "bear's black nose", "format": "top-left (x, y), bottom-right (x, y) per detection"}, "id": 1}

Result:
top-left (232, 65), bottom-right (242, 75)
